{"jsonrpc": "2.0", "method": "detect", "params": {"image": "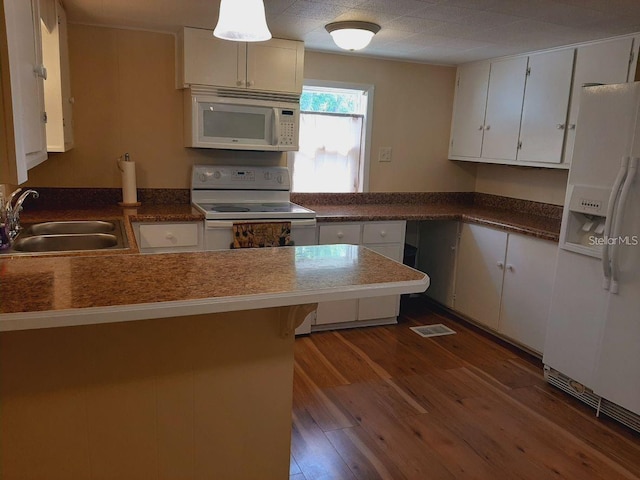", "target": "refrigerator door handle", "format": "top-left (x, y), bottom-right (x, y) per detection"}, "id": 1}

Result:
top-left (610, 156), bottom-right (638, 294)
top-left (602, 156), bottom-right (629, 290)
